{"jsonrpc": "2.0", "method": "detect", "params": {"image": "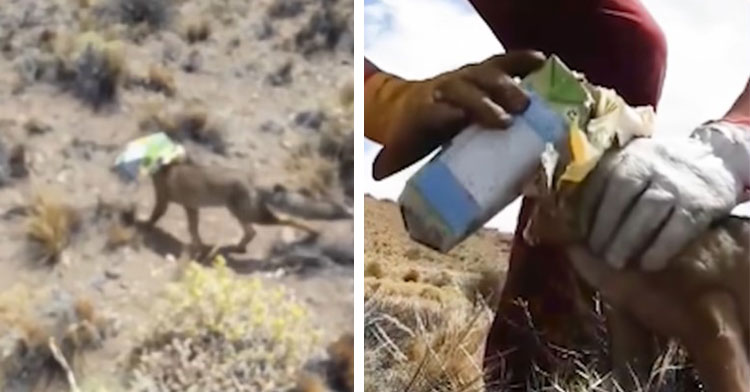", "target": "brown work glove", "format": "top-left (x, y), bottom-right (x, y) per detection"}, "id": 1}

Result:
top-left (365, 50), bottom-right (546, 180)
